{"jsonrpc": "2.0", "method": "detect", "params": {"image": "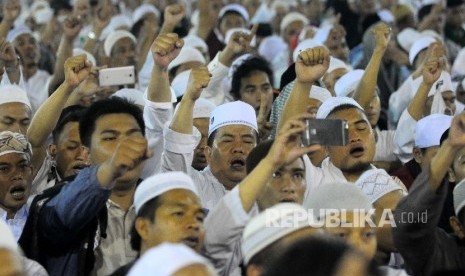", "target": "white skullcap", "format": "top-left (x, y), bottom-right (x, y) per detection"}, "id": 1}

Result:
top-left (7, 26), bottom-right (32, 42)
top-left (355, 169), bottom-right (407, 204)
top-left (183, 35), bottom-right (209, 54)
top-left (280, 12), bottom-right (309, 34)
top-left (167, 47), bottom-right (206, 72)
top-left (316, 96), bottom-right (363, 119)
top-left (414, 113), bottom-right (452, 148)
top-left (73, 48), bottom-right (96, 67)
top-left (421, 30), bottom-right (443, 42)
top-left (241, 203), bottom-right (318, 264)
top-left (327, 56), bottom-right (351, 75)
top-left (208, 101), bottom-right (258, 137)
top-left (100, 14), bottom-right (133, 40)
top-left (111, 88), bottom-right (145, 107)
top-left (309, 85), bottom-right (332, 103)
top-left (103, 30), bottom-right (136, 57)
top-left (0, 219), bottom-right (19, 254)
top-left (303, 182), bottom-right (373, 215)
top-left (251, 2), bottom-right (274, 24)
top-left (219, 4), bottom-right (249, 22)
top-left (428, 71), bottom-right (454, 97)
top-left (30, 0), bottom-right (53, 24)
top-left (377, 9), bottom-right (395, 23)
top-left (171, 69), bottom-right (191, 98)
top-left (453, 178), bottom-right (465, 215)
top-left (452, 48), bottom-right (465, 77)
top-left (313, 25), bottom-right (333, 44)
top-left (194, 98), bottom-right (216, 119)
top-left (225, 28), bottom-right (256, 47)
top-left (133, 3), bottom-right (160, 24)
top-left (128, 243), bottom-right (212, 276)
top-left (292, 39), bottom-right (324, 62)
top-left (134, 172), bottom-right (198, 213)
top-left (258, 35), bottom-right (288, 64)
top-left (409, 36), bottom-right (436, 65)
top-left (0, 85), bottom-right (31, 109)
top-left (334, 69), bottom-right (365, 97)
top-left (396, 28), bottom-right (421, 53)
